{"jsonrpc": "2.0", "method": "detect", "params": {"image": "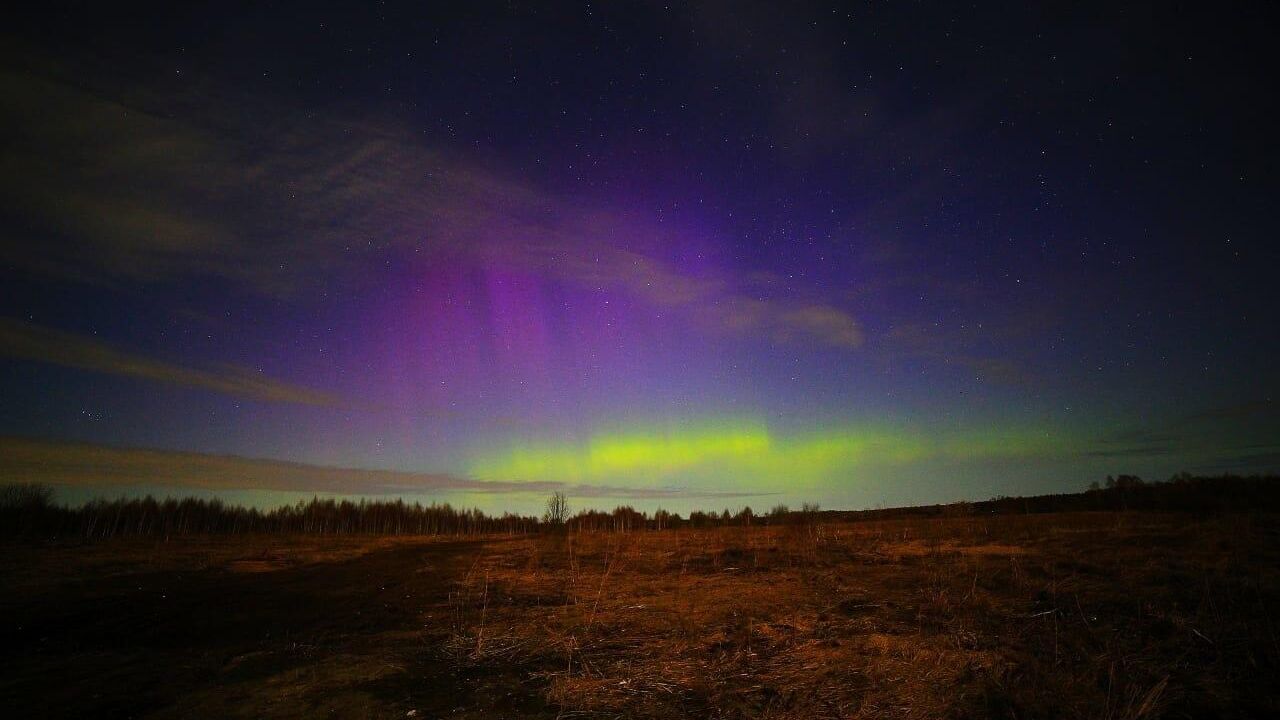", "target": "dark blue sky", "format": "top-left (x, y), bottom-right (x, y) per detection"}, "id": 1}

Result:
top-left (2, 1), bottom-right (1276, 512)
